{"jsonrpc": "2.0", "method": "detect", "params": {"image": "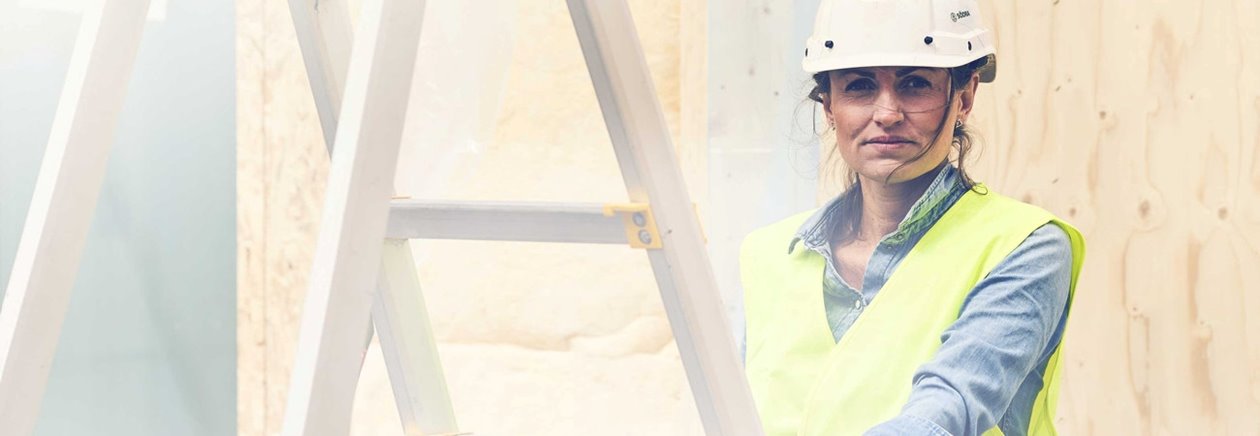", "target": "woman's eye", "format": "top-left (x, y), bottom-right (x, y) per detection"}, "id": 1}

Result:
top-left (843, 79), bottom-right (876, 92)
top-left (901, 76), bottom-right (933, 90)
